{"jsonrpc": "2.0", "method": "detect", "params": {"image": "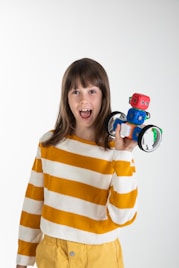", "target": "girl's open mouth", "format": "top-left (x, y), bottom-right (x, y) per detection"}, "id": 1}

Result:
top-left (79, 109), bottom-right (92, 119)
